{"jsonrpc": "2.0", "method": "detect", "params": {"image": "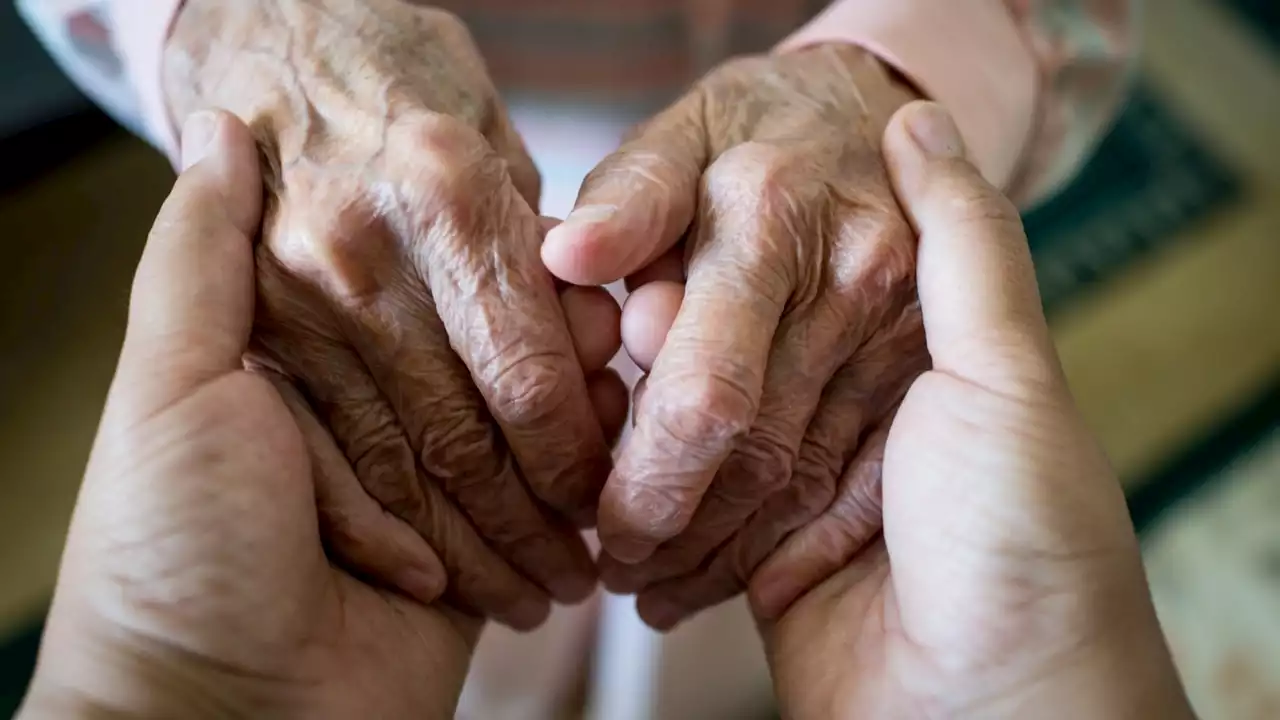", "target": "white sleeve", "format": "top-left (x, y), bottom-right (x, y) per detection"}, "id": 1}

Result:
top-left (16, 0), bottom-right (149, 139)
